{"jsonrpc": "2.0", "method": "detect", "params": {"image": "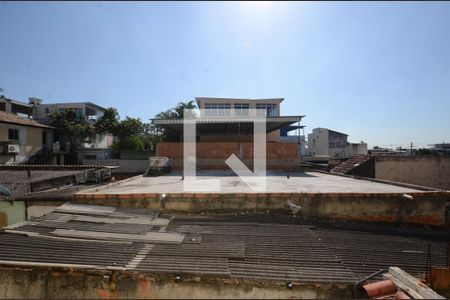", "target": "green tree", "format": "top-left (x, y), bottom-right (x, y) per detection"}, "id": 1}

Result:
top-left (94, 107), bottom-right (120, 135)
top-left (117, 117), bottom-right (145, 139)
top-left (154, 101), bottom-right (198, 142)
top-left (50, 109), bottom-right (94, 151)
